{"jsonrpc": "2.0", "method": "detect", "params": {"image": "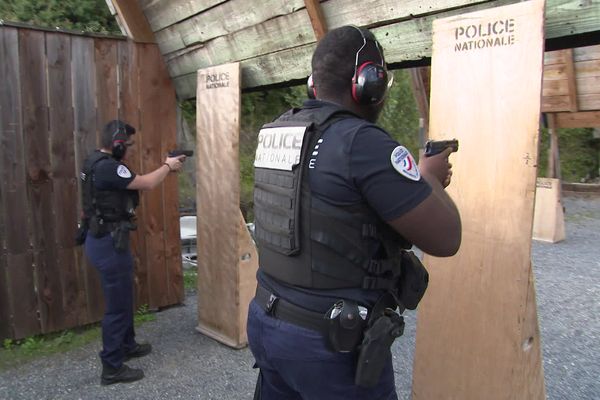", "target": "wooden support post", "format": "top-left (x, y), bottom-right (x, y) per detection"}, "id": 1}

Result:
top-left (195, 62), bottom-right (258, 348)
top-left (547, 112), bottom-right (561, 179)
top-left (532, 178), bottom-right (565, 243)
top-left (105, 0), bottom-right (156, 43)
top-left (413, 1), bottom-right (547, 399)
top-left (564, 48), bottom-right (578, 112)
top-left (303, 0), bottom-right (328, 40)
